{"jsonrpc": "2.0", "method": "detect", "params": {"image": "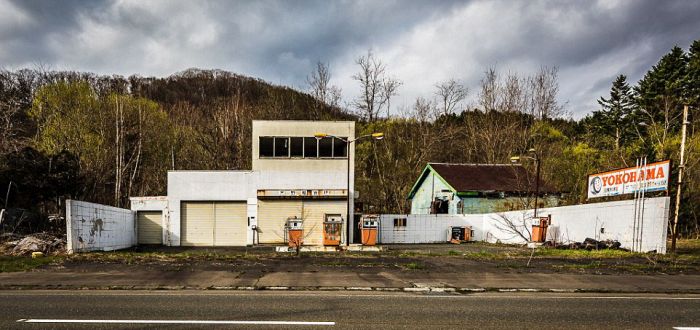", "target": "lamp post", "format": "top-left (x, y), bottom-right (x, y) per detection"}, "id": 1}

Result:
top-left (314, 132), bottom-right (384, 246)
top-left (510, 148), bottom-right (541, 217)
